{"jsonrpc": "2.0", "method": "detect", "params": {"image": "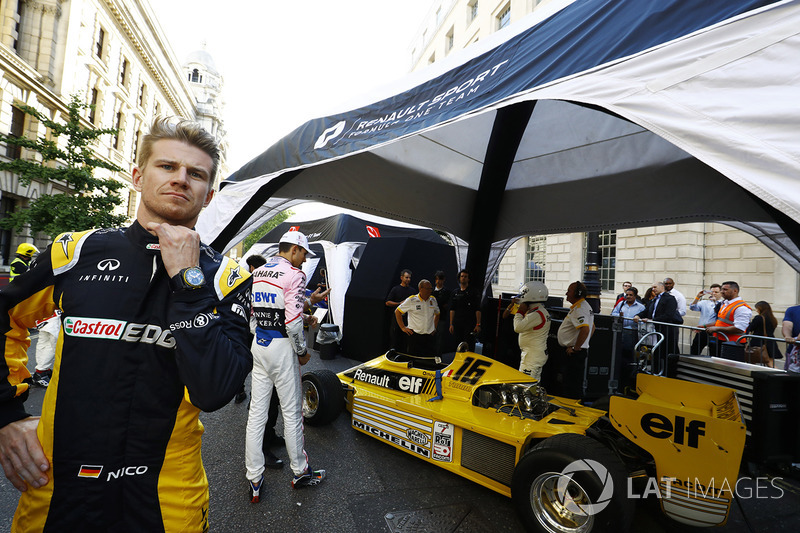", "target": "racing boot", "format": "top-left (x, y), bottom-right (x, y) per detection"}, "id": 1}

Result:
top-left (249, 474), bottom-right (264, 503)
top-left (292, 466), bottom-right (326, 489)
